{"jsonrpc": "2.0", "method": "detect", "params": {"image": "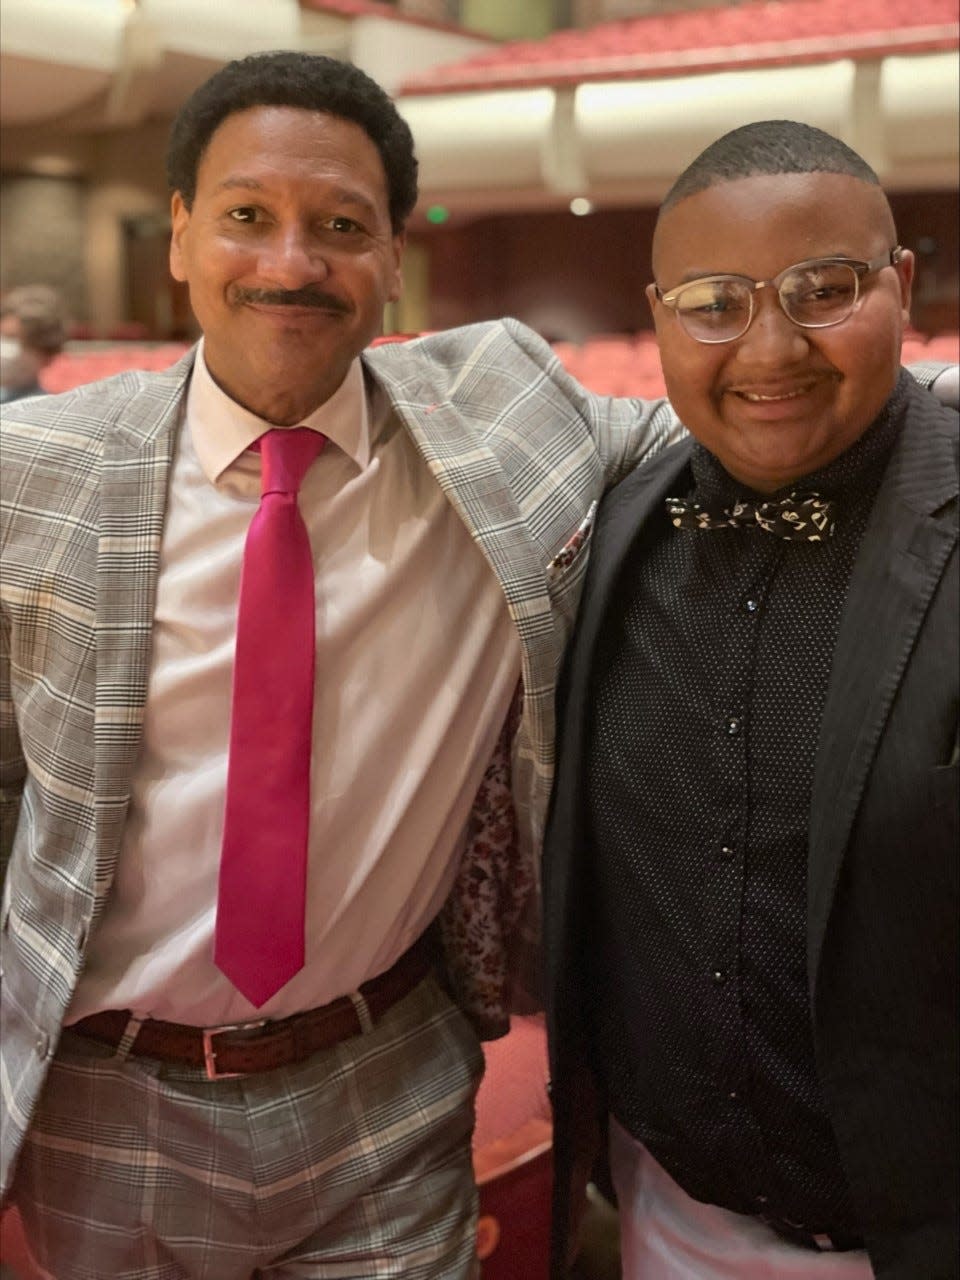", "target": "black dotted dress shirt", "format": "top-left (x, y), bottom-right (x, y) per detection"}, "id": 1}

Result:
top-left (585, 376), bottom-right (909, 1235)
